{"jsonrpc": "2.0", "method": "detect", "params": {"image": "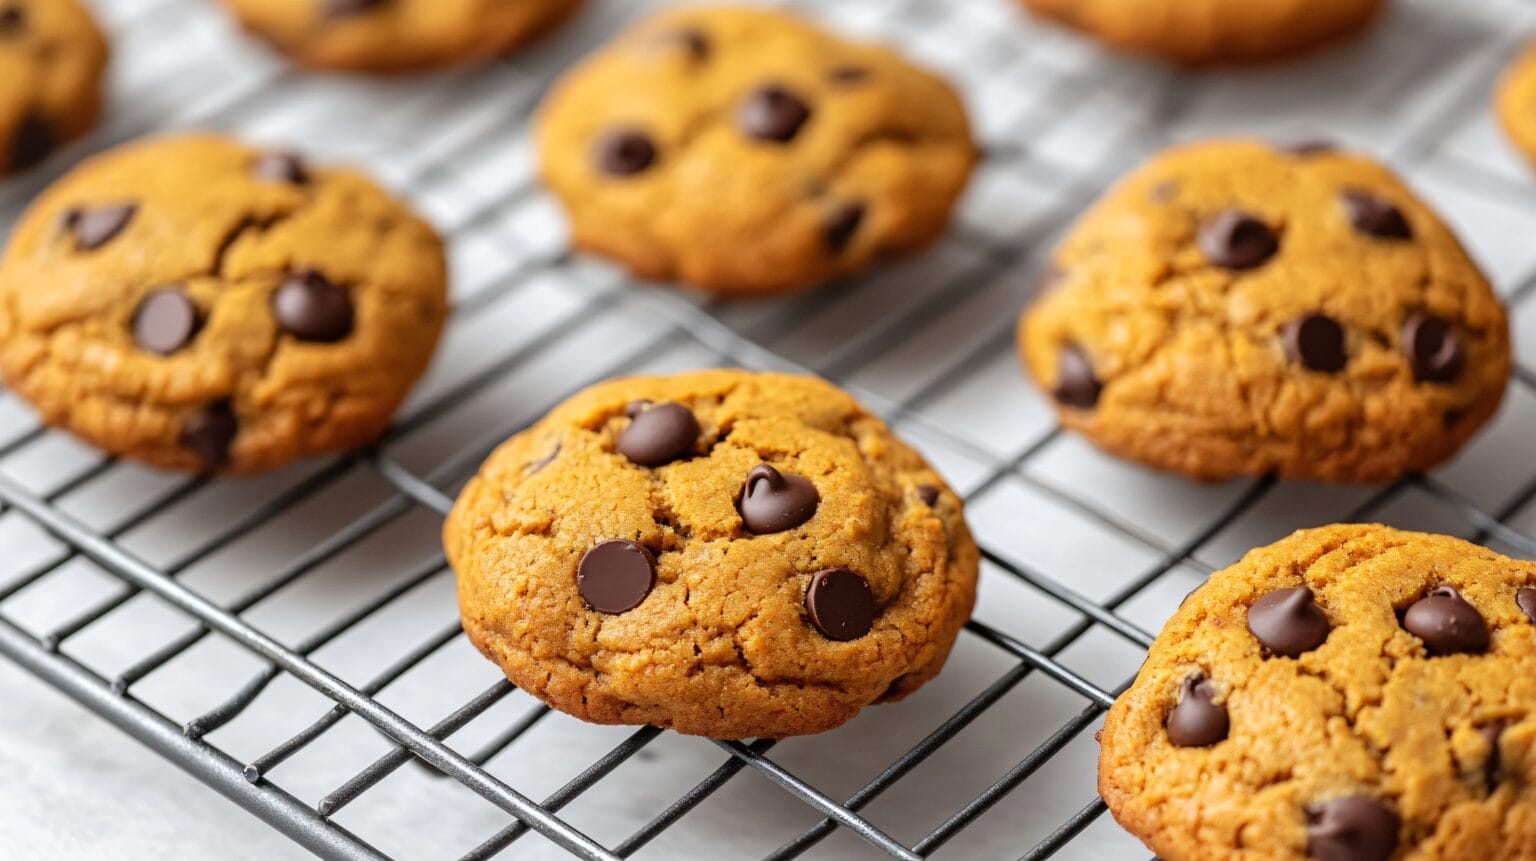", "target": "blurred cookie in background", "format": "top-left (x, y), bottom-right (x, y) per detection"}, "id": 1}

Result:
top-left (0, 0), bottom-right (109, 176)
